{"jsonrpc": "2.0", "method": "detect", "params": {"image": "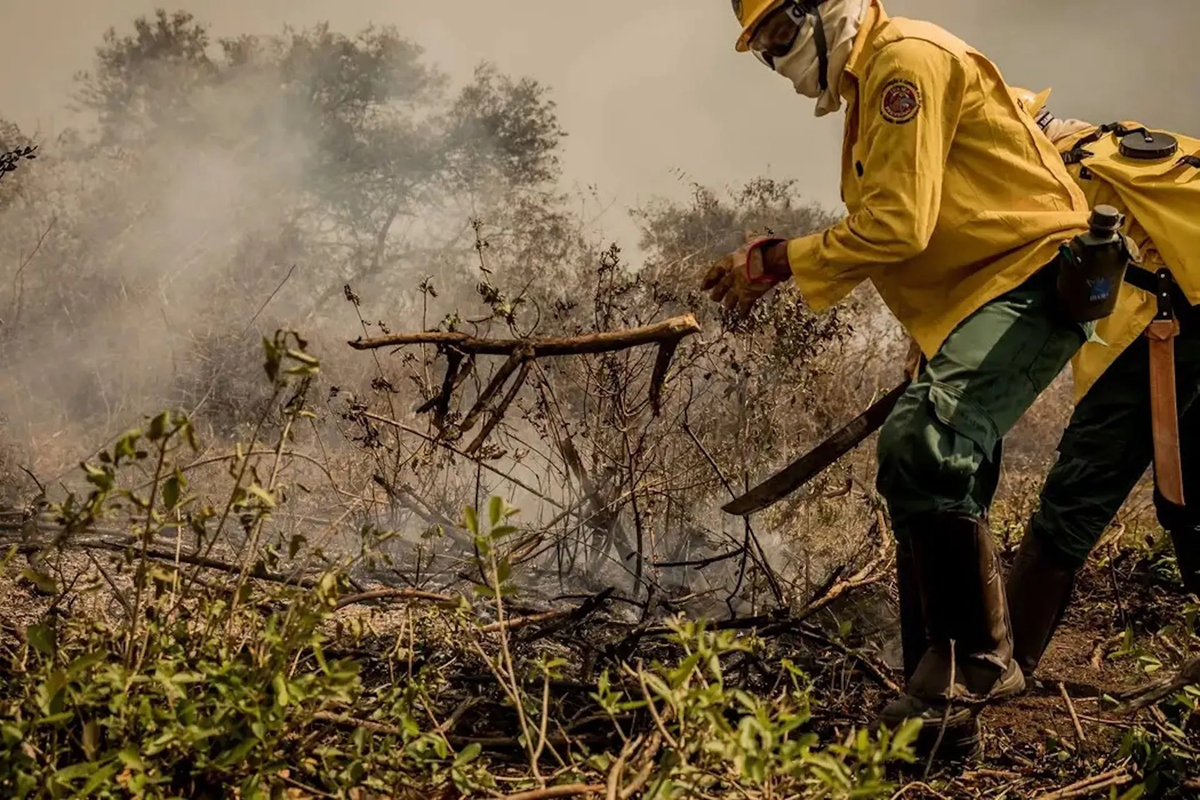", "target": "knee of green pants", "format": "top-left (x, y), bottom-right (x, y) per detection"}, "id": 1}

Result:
top-left (1029, 506), bottom-right (1098, 569)
top-left (876, 382), bottom-right (992, 534)
top-left (1032, 452), bottom-right (1133, 569)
